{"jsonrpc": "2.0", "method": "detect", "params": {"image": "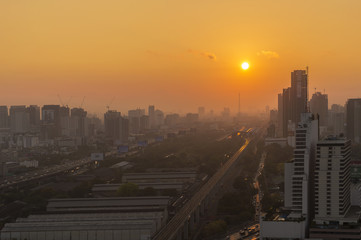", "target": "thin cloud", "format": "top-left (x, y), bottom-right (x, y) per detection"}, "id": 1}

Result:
top-left (257, 50), bottom-right (279, 59)
top-left (188, 49), bottom-right (217, 61)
